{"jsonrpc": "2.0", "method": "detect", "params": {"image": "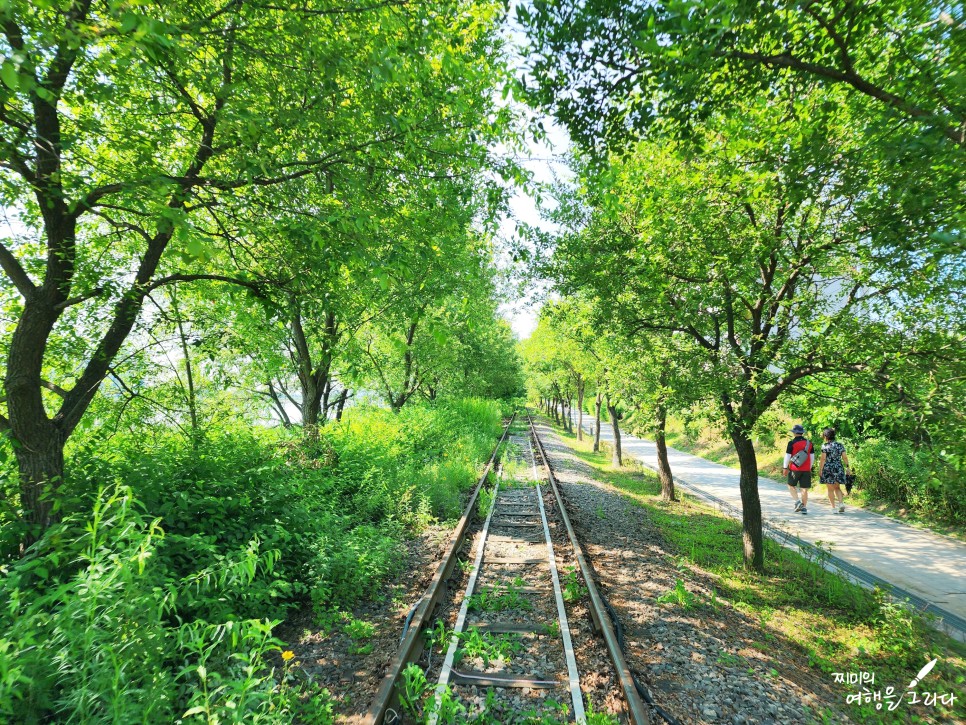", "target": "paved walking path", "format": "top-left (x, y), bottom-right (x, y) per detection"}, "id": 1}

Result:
top-left (566, 412), bottom-right (966, 638)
